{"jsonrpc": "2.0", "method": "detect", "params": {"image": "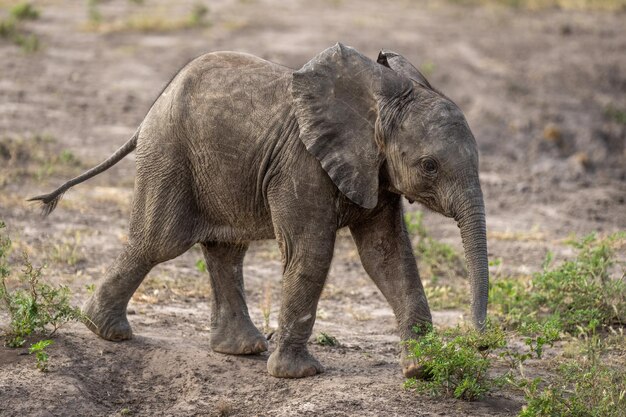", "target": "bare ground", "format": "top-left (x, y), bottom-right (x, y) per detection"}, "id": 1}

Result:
top-left (0, 0), bottom-right (625, 416)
